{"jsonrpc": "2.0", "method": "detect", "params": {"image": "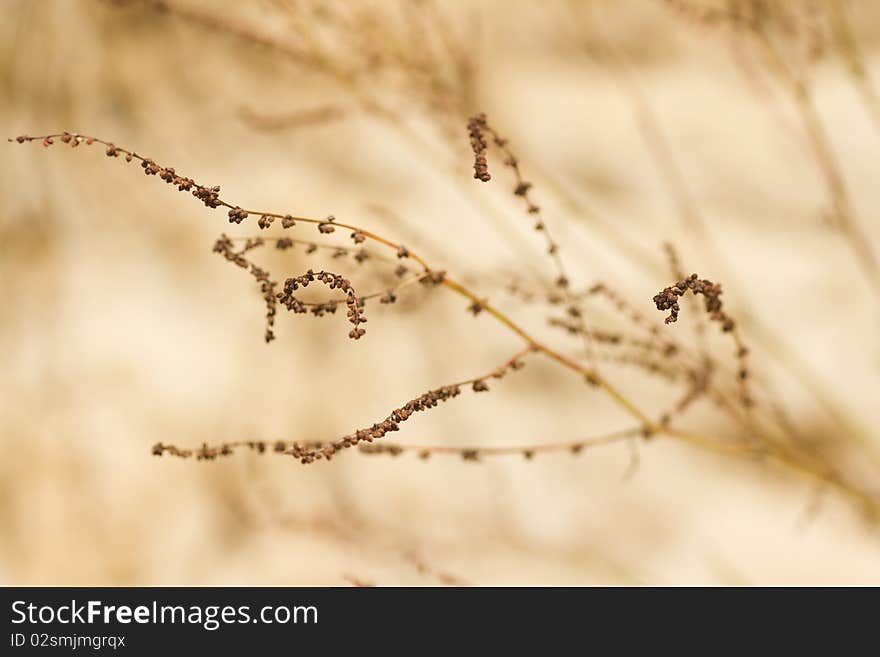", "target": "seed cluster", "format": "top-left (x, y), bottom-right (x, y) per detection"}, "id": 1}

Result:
top-left (467, 298), bottom-right (488, 316)
top-left (136, 153), bottom-right (221, 210)
top-left (653, 273), bottom-right (734, 331)
top-left (420, 270), bottom-right (446, 286)
top-left (212, 233), bottom-right (441, 342)
top-left (467, 113), bottom-right (491, 181)
top-left (153, 440), bottom-right (287, 460)
top-left (228, 207), bottom-right (248, 223)
top-left (278, 269), bottom-right (367, 339)
top-left (318, 215), bottom-right (337, 233)
top-left (14, 132), bottom-right (230, 211)
top-left (294, 385), bottom-right (466, 463)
